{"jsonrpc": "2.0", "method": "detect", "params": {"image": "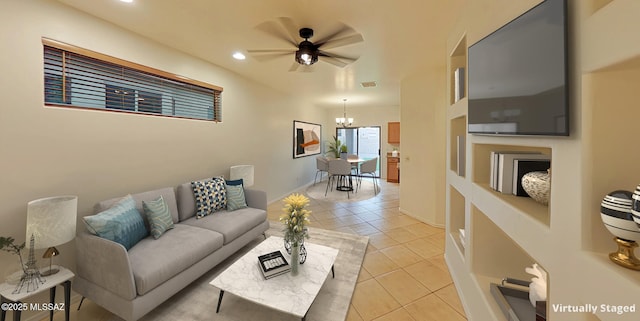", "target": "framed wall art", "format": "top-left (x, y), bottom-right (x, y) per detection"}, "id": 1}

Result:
top-left (293, 120), bottom-right (321, 159)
